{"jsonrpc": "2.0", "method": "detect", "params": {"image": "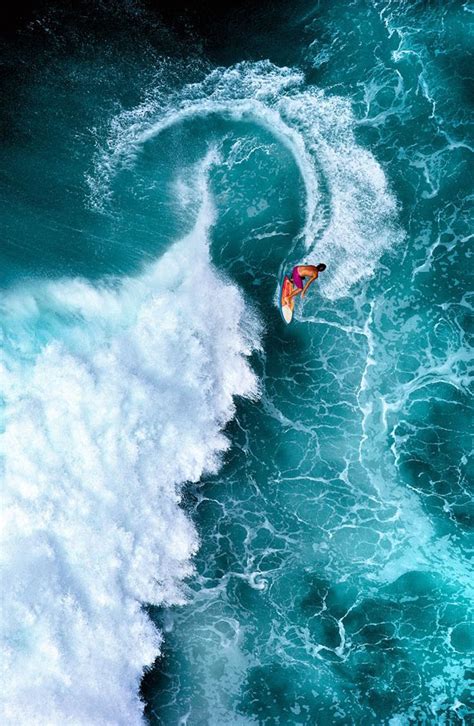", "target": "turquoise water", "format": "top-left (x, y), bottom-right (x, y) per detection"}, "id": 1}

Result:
top-left (1, 1), bottom-right (473, 724)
